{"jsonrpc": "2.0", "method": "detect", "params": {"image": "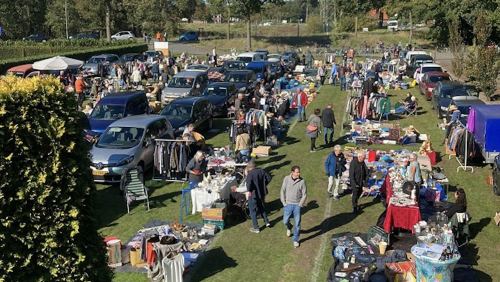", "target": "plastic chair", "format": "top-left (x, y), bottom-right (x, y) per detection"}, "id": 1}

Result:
top-left (179, 182), bottom-right (197, 222)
